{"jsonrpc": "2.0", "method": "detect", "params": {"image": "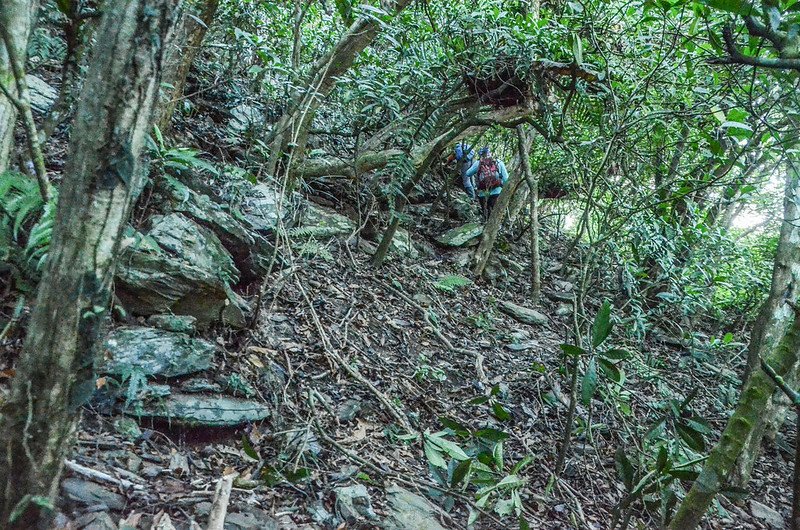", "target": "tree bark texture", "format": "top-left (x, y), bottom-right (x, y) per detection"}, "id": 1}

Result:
top-left (0, 0), bottom-right (178, 525)
top-left (669, 165), bottom-right (800, 529)
top-left (156, 0), bottom-right (221, 132)
top-left (731, 159), bottom-right (800, 486)
top-left (516, 125), bottom-right (541, 302)
top-left (0, 0), bottom-right (38, 173)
